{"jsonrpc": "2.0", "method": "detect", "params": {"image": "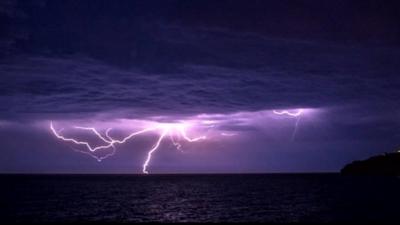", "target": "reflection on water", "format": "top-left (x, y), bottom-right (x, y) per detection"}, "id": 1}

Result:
top-left (2, 174), bottom-right (400, 222)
